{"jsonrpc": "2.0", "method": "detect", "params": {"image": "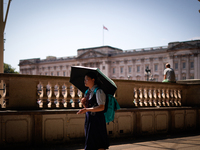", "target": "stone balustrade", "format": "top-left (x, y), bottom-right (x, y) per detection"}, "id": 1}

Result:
top-left (0, 73), bottom-right (191, 109)
top-left (0, 73), bottom-right (200, 147)
top-left (0, 73), bottom-right (199, 109)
